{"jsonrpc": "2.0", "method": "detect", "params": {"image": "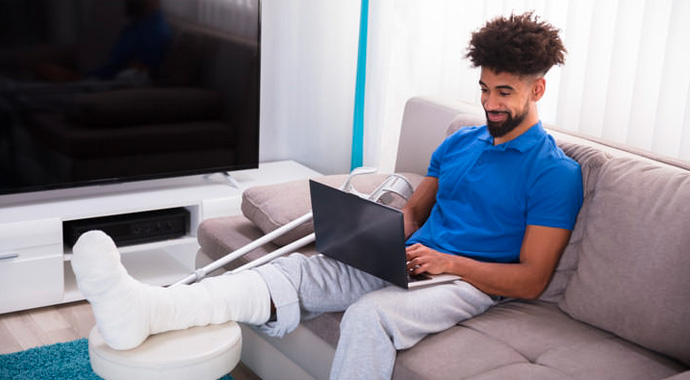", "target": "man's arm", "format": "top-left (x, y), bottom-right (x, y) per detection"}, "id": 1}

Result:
top-left (406, 225), bottom-right (571, 299)
top-left (401, 176), bottom-right (438, 238)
